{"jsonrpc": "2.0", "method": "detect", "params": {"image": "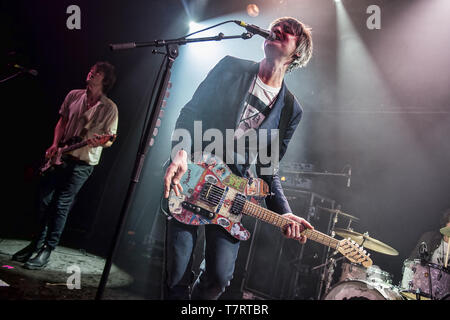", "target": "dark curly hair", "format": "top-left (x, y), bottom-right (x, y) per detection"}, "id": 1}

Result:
top-left (440, 208), bottom-right (450, 228)
top-left (93, 61), bottom-right (116, 93)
